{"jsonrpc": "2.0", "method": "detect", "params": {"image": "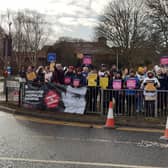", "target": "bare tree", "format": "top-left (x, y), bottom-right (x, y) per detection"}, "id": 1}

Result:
top-left (11, 10), bottom-right (51, 69)
top-left (96, 0), bottom-right (148, 66)
top-left (146, 0), bottom-right (168, 49)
